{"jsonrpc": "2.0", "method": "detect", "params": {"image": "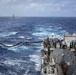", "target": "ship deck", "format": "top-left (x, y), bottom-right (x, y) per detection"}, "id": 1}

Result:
top-left (41, 47), bottom-right (65, 75)
top-left (56, 64), bottom-right (64, 75)
top-left (41, 37), bottom-right (76, 75)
